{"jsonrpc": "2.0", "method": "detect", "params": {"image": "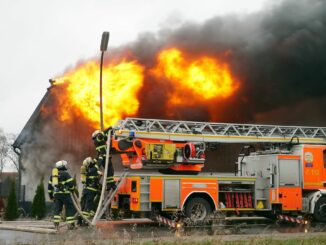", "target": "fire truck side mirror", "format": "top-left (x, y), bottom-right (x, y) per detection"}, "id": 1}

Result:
top-left (100, 32), bottom-right (110, 52)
